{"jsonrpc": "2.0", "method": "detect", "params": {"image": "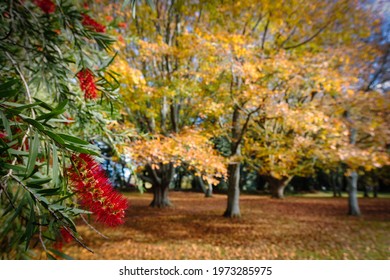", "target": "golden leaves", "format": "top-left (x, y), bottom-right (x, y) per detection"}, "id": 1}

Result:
top-left (124, 129), bottom-right (227, 184)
